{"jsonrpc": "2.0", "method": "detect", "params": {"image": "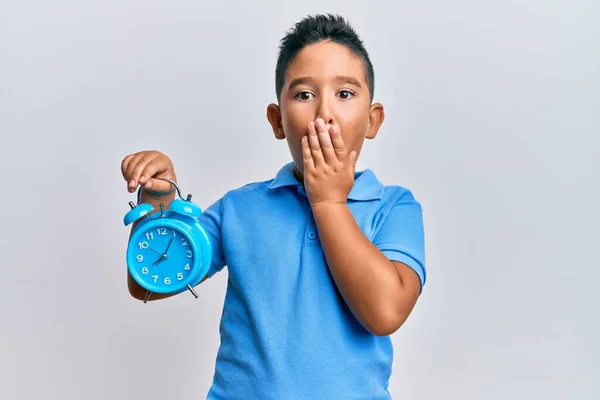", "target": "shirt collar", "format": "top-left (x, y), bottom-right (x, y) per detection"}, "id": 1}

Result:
top-left (267, 162), bottom-right (384, 201)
